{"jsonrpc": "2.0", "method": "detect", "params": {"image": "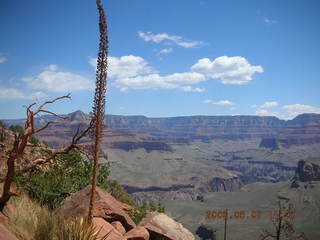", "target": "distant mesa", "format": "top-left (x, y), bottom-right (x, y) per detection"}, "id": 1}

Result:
top-left (67, 110), bottom-right (90, 122)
